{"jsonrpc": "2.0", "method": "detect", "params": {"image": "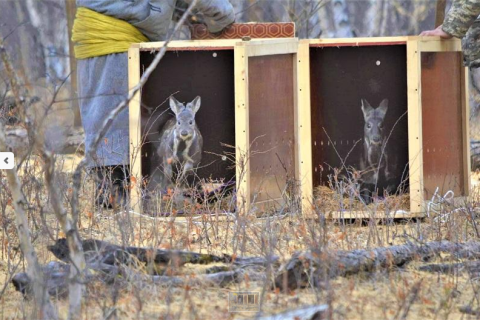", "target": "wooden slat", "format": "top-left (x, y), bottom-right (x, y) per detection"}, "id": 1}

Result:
top-left (308, 36), bottom-right (460, 52)
top-left (234, 45), bottom-right (250, 213)
top-left (326, 210), bottom-right (418, 220)
top-left (461, 66), bottom-right (472, 195)
top-left (308, 36), bottom-right (410, 45)
top-left (418, 38), bottom-right (462, 52)
top-left (407, 39), bottom-right (424, 215)
top-left (138, 38), bottom-right (298, 52)
top-left (139, 39), bottom-right (239, 50)
top-left (244, 39), bottom-right (298, 57)
top-left (128, 47), bottom-right (142, 213)
top-left (296, 40), bottom-right (314, 216)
